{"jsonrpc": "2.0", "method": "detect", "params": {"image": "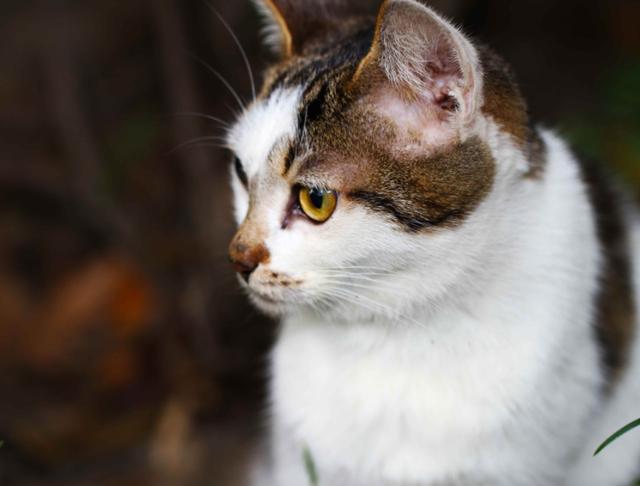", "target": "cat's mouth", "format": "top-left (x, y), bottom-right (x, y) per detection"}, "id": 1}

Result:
top-left (244, 269), bottom-right (341, 316)
top-left (244, 276), bottom-right (302, 312)
top-left (246, 287), bottom-right (296, 316)
top-left (249, 291), bottom-right (280, 305)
